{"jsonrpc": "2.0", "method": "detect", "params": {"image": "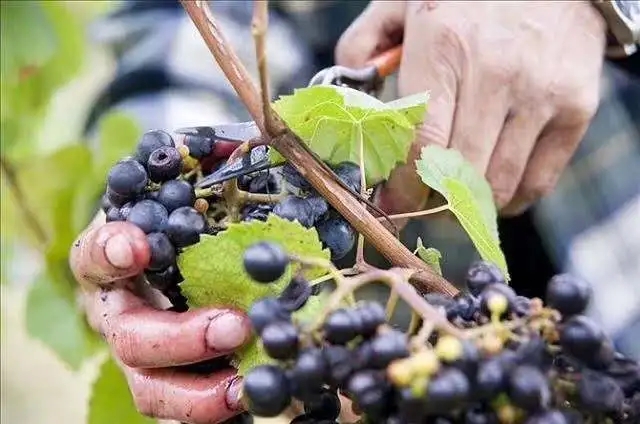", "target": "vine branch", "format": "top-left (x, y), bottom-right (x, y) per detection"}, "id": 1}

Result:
top-left (180, 0), bottom-right (459, 297)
